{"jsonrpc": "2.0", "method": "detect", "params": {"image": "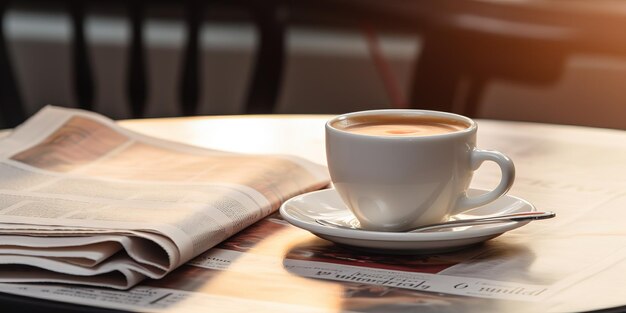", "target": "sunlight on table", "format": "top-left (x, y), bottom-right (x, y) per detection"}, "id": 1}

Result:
top-left (120, 116), bottom-right (330, 165)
